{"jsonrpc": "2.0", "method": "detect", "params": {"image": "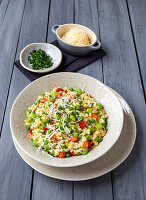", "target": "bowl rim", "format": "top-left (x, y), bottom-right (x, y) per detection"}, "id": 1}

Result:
top-left (10, 72), bottom-right (124, 167)
top-left (56, 23), bottom-right (98, 48)
top-left (20, 43), bottom-right (62, 73)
